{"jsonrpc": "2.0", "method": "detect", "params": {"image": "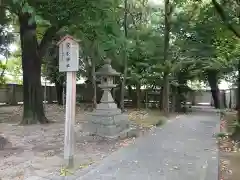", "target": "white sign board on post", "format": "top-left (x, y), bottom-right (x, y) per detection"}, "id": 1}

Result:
top-left (58, 36), bottom-right (79, 72)
top-left (57, 35), bottom-right (79, 167)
